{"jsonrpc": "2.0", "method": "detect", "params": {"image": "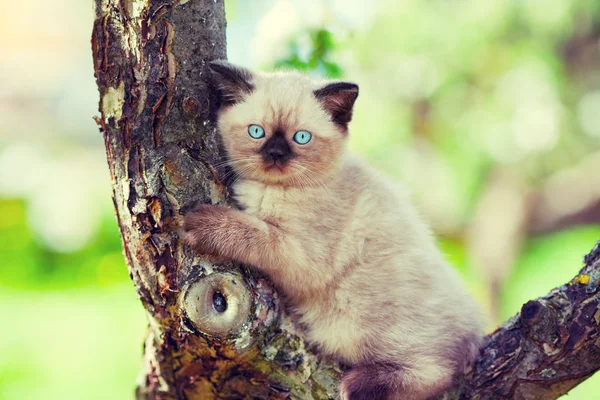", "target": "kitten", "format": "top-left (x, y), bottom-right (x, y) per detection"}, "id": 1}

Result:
top-left (183, 61), bottom-right (483, 400)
